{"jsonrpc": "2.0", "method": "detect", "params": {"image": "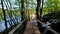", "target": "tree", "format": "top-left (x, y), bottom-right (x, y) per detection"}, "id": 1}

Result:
top-left (4, 0), bottom-right (13, 27)
top-left (21, 0), bottom-right (24, 21)
top-left (40, 0), bottom-right (44, 20)
top-left (36, 0), bottom-right (41, 19)
top-left (1, 0), bottom-right (8, 34)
